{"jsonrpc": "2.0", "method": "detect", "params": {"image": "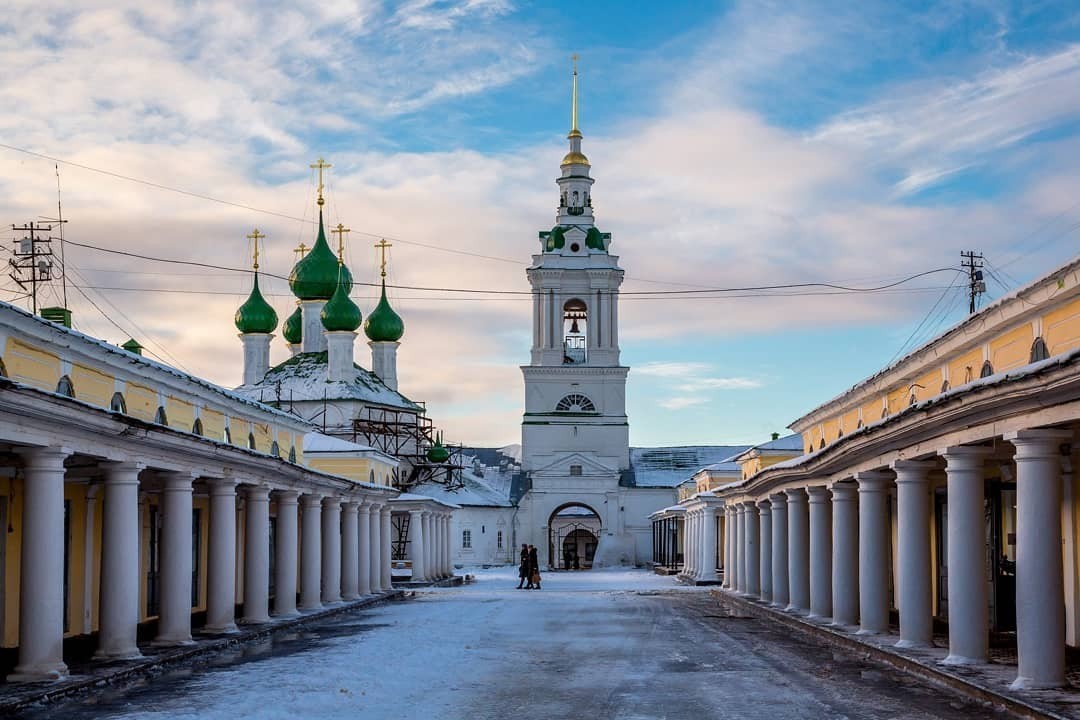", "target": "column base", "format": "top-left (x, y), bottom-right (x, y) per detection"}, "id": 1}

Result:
top-left (273, 609), bottom-right (301, 620)
top-left (807, 613), bottom-right (833, 623)
top-left (856, 627), bottom-right (884, 636)
top-left (7, 663), bottom-right (68, 683)
top-left (240, 615), bottom-right (272, 625)
top-left (830, 619), bottom-right (857, 630)
top-left (151, 636), bottom-right (196, 647)
top-left (895, 638), bottom-right (932, 649)
top-left (342, 592), bottom-right (360, 601)
top-left (1009, 674), bottom-right (1067, 691)
top-left (298, 602), bottom-right (324, 612)
top-left (200, 623), bottom-right (239, 635)
top-left (942, 653), bottom-right (985, 666)
top-left (93, 646), bottom-right (144, 661)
